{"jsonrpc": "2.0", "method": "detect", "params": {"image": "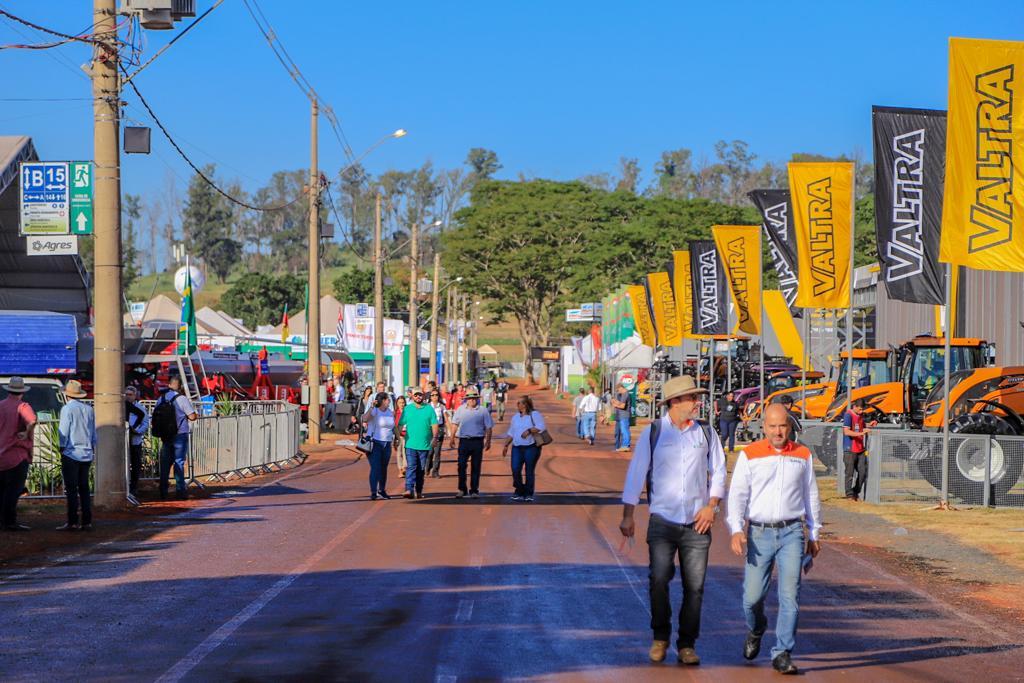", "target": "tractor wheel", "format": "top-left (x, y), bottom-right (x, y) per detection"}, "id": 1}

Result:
top-left (634, 400), bottom-right (651, 418)
top-left (945, 413), bottom-right (1024, 505)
